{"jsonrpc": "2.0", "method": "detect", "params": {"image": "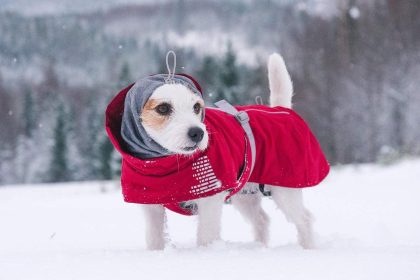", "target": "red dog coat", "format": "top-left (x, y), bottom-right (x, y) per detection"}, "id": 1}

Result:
top-left (106, 79), bottom-right (330, 215)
